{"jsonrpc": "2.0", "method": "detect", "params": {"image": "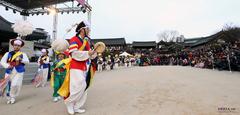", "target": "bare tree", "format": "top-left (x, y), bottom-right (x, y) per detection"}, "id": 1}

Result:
top-left (157, 31), bottom-right (169, 42)
top-left (221, 23), bottom-right (240, 43)
top-left (223, 22), bottom-right (236, 31)
top-left (169, 30), bottom-right (179, 42)
top-left (157, 30), bottom-right (180, 42)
